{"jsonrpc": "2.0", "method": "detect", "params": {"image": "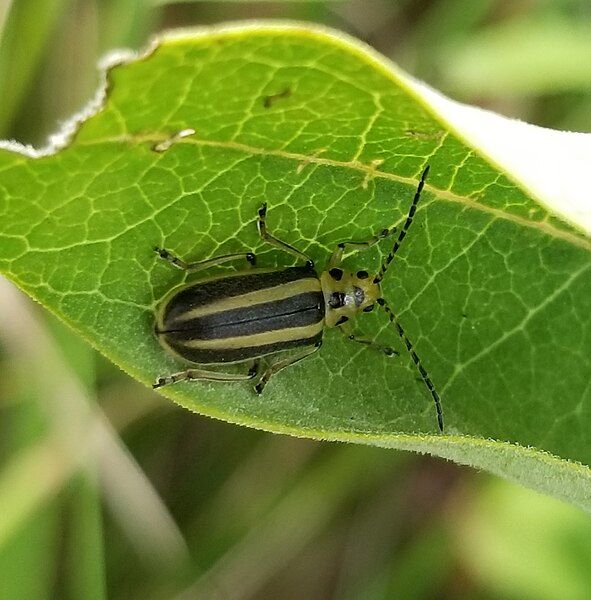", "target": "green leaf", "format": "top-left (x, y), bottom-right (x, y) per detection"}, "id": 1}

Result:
top-left (1, 24), bottom-right (590, 509)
